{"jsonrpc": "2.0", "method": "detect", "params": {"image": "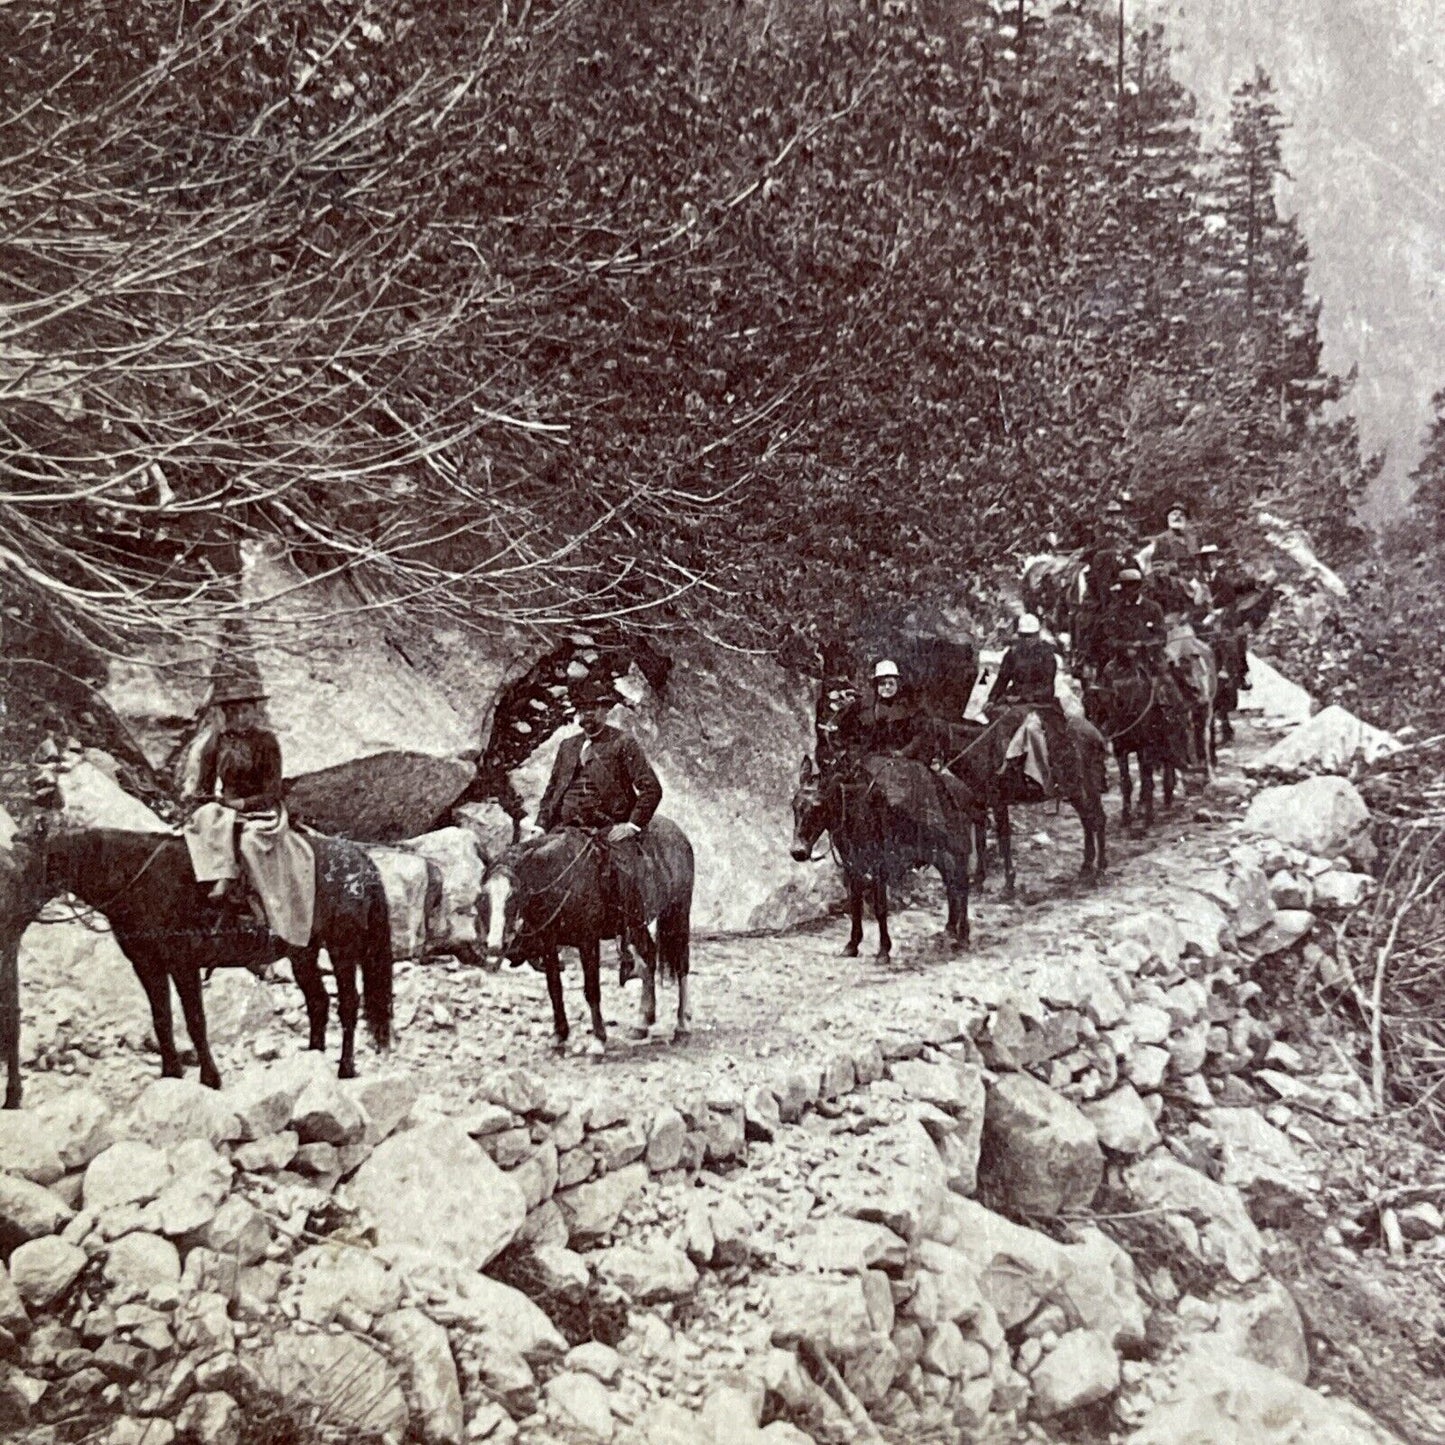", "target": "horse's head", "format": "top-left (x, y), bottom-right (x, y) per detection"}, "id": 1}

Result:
top-left (790, 756), bottom-right (831, 862)
top-left (479, 854), bottom-right (524, 963)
